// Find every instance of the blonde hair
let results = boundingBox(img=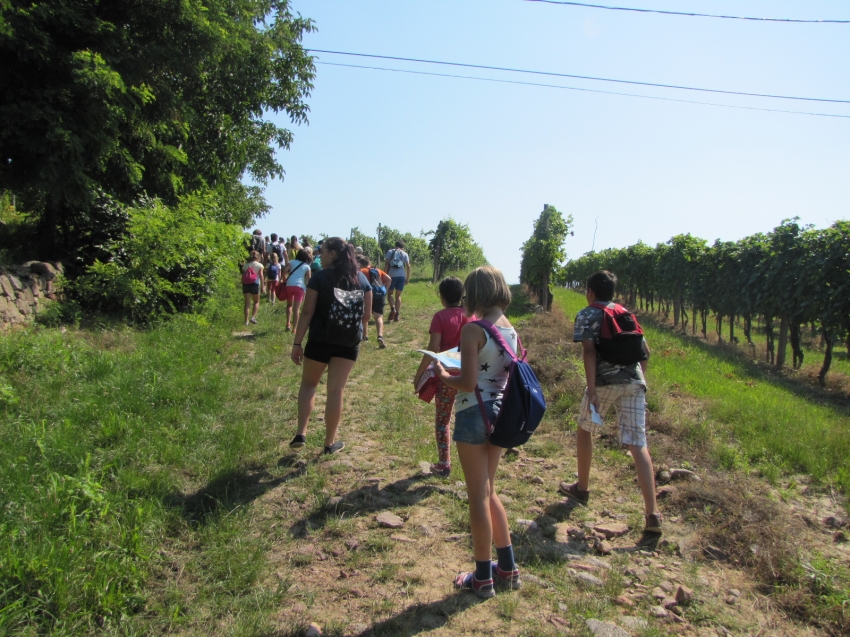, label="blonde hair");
[271,253,280,264]
[463,266,511,315]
